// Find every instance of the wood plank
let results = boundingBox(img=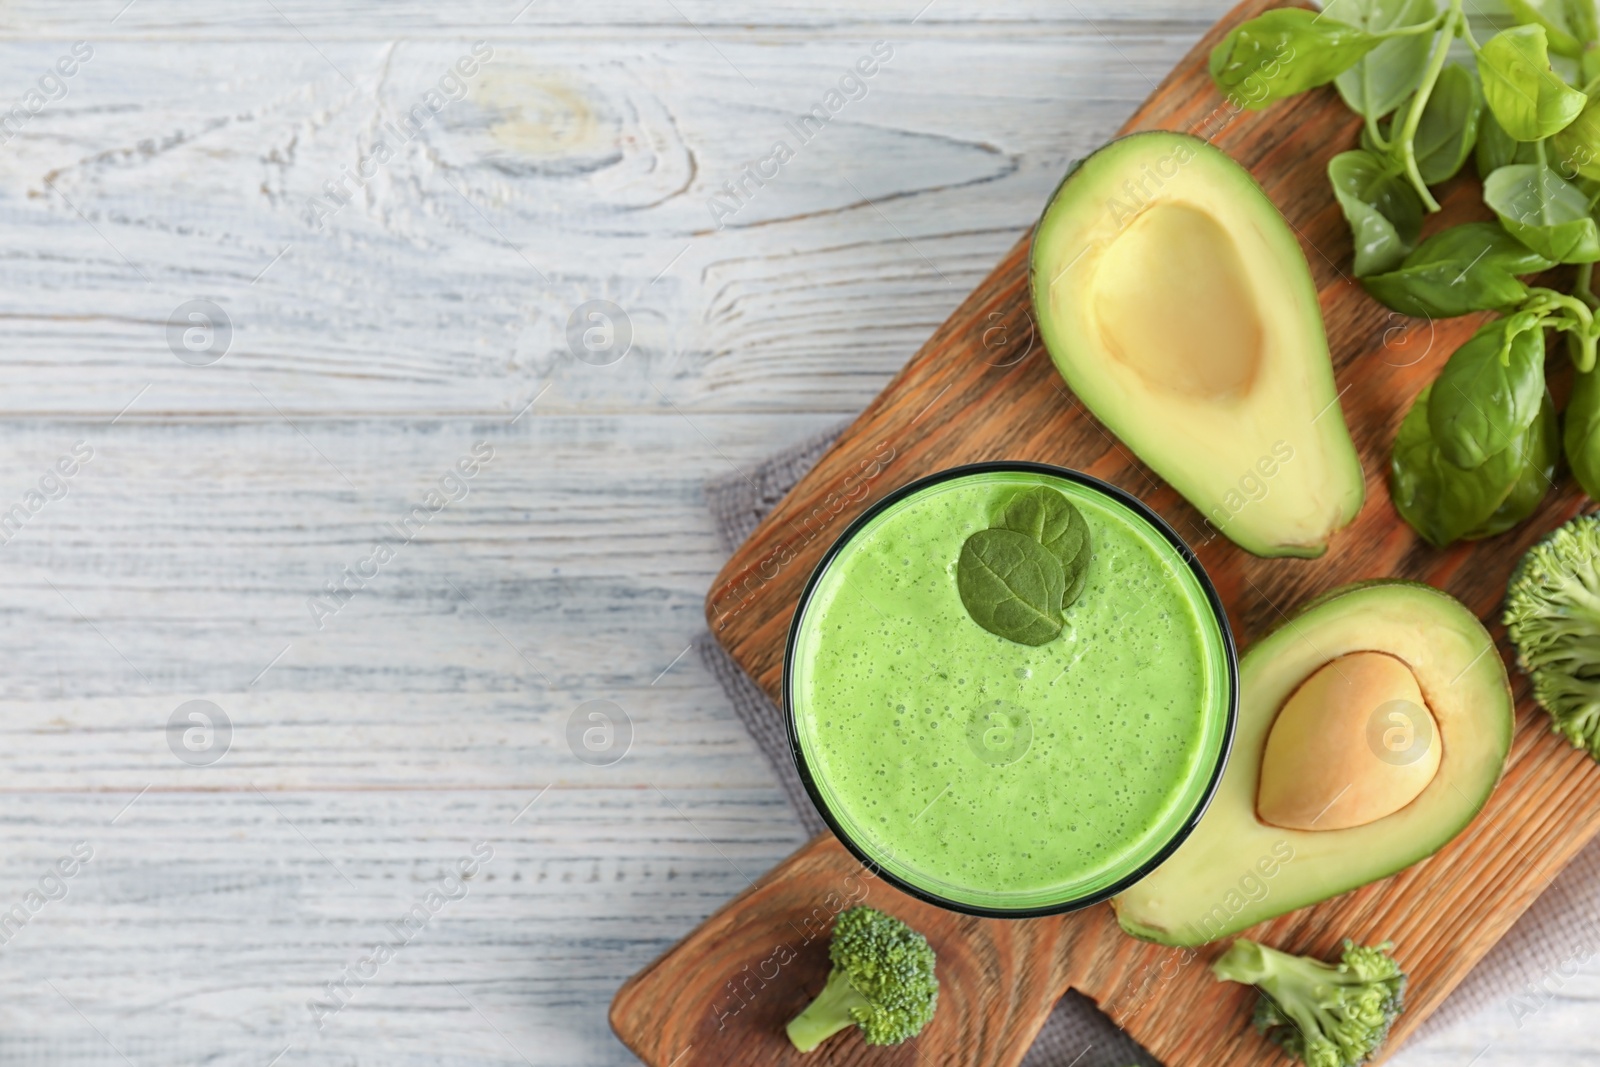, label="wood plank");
[0,31,1203,418]
[0,410,821,1064]
[0,413,836,785]
[0,786,802,1065]
[609,0,1600,1064]
[0,3,1231,37]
